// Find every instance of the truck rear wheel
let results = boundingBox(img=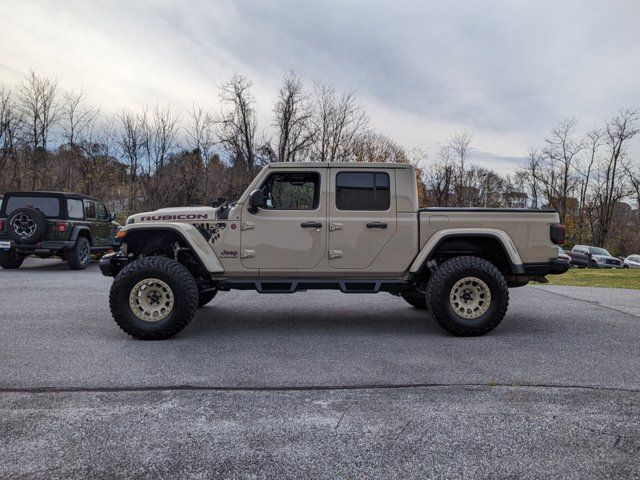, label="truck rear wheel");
[0,250,24,269]
[66,237,91,270]
[109,256,198,340]
[426,256,509,336]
